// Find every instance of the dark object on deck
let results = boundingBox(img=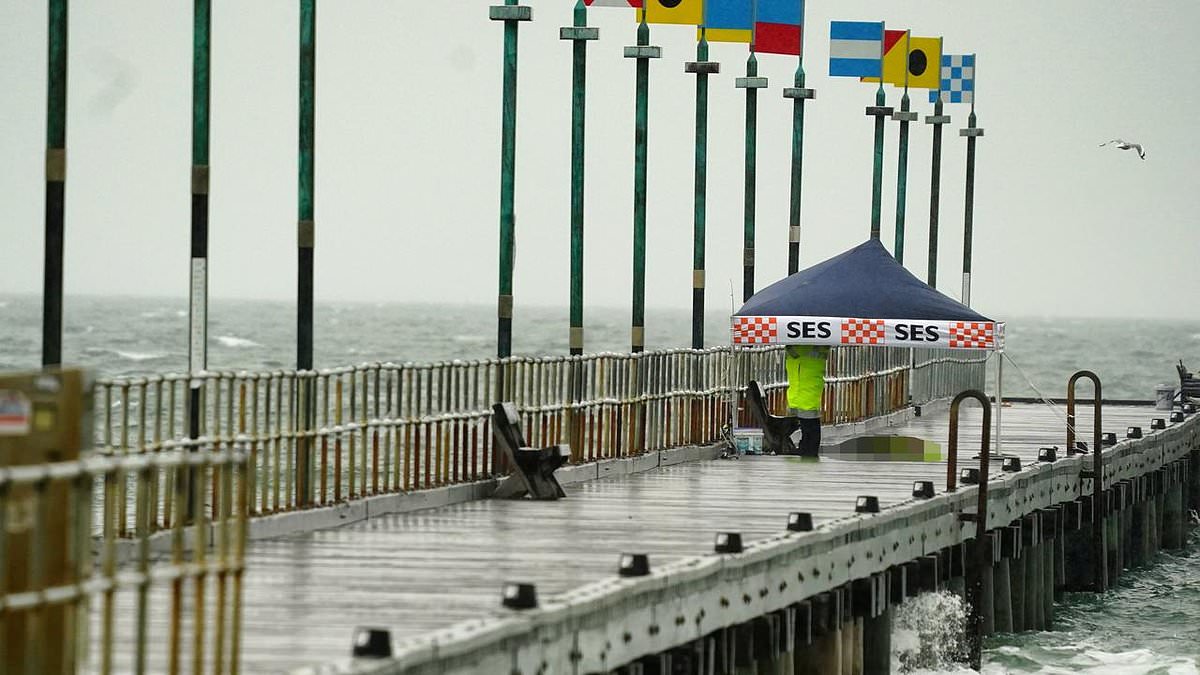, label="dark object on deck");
[1185,402,1197,414]
[618,553,651,577]
[502,582,538,610]
[912,480,935,499]
[1102,432,1117,447]
[855,495,880,513]
[1002,456,1022,472]
[1038,446,1058,463]
[351,627,392,658]
[959,467,980,485]
[491,402,568,500]
[1176,360,1200,406]
[1170,411,1185,423]
[1150,418,1165,430]
[745,380,804,455]
[787,512,814,531]
[1126,426,1142,439]
[714,532,744,553]
[1069,441,1088,455]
